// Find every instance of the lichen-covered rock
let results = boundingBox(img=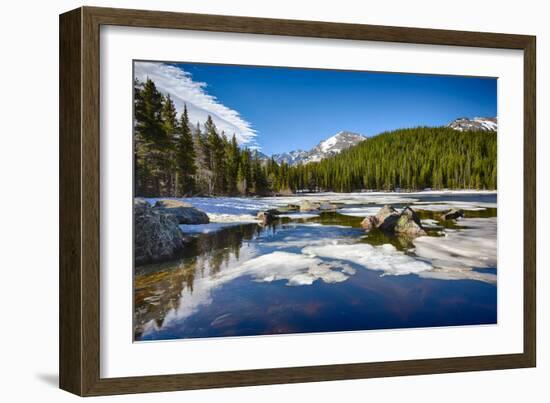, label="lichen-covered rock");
[153,199,209,224]
[361,205,426,236]
[361,205,399,230]
[257,209,280,225]
[134,200,185,265]
[394,206,427,236]
[440,208,464,220]
[300,200,321,212]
